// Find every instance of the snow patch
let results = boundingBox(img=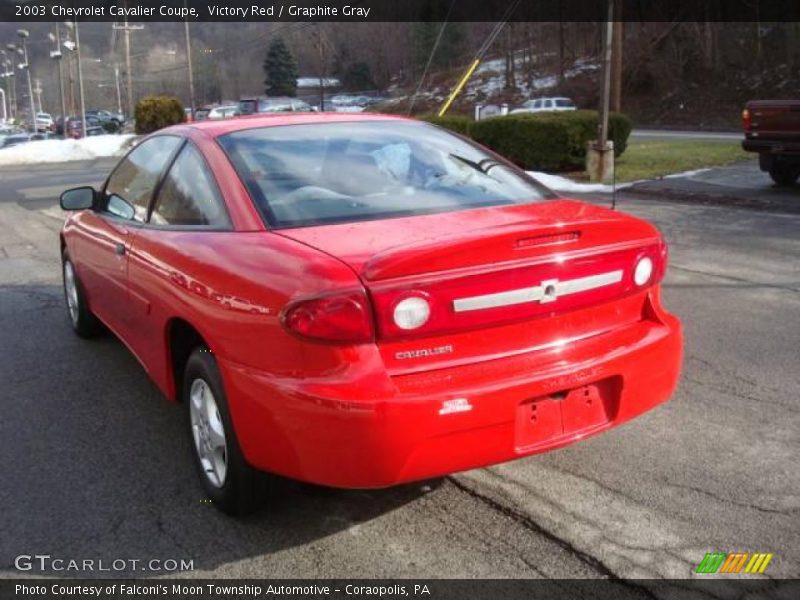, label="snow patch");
[528,166,716,194]
[0,135,136,166]
[527,171,631,194]
[663,167,711,179]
